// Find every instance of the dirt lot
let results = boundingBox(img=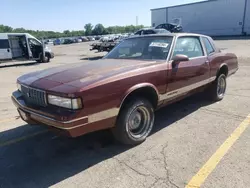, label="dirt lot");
[0,39,250,188]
